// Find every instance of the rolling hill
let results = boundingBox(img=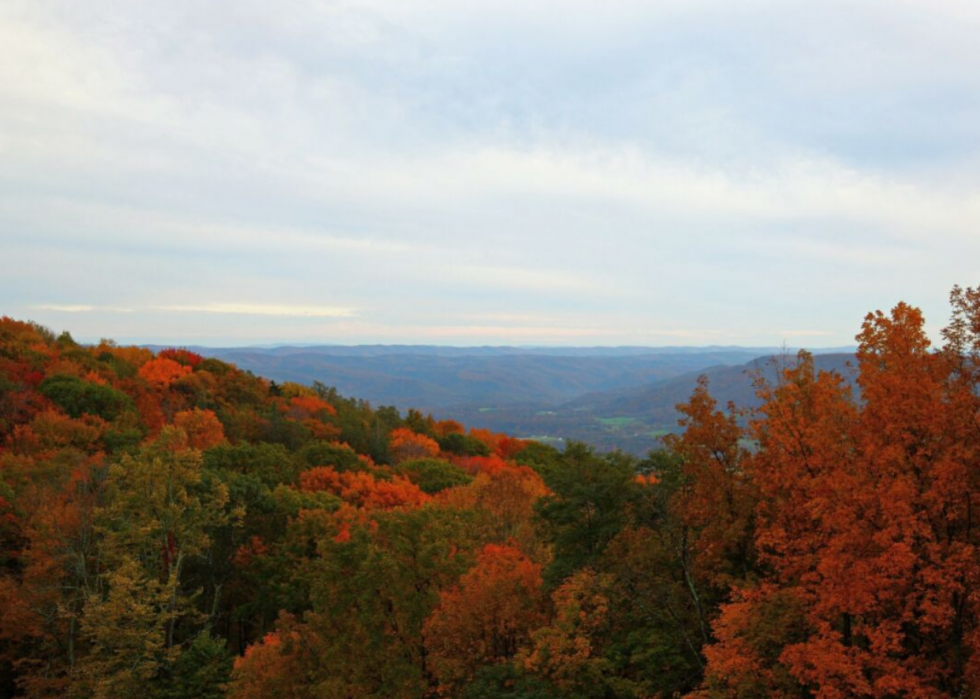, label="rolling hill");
[173,345,857,455]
